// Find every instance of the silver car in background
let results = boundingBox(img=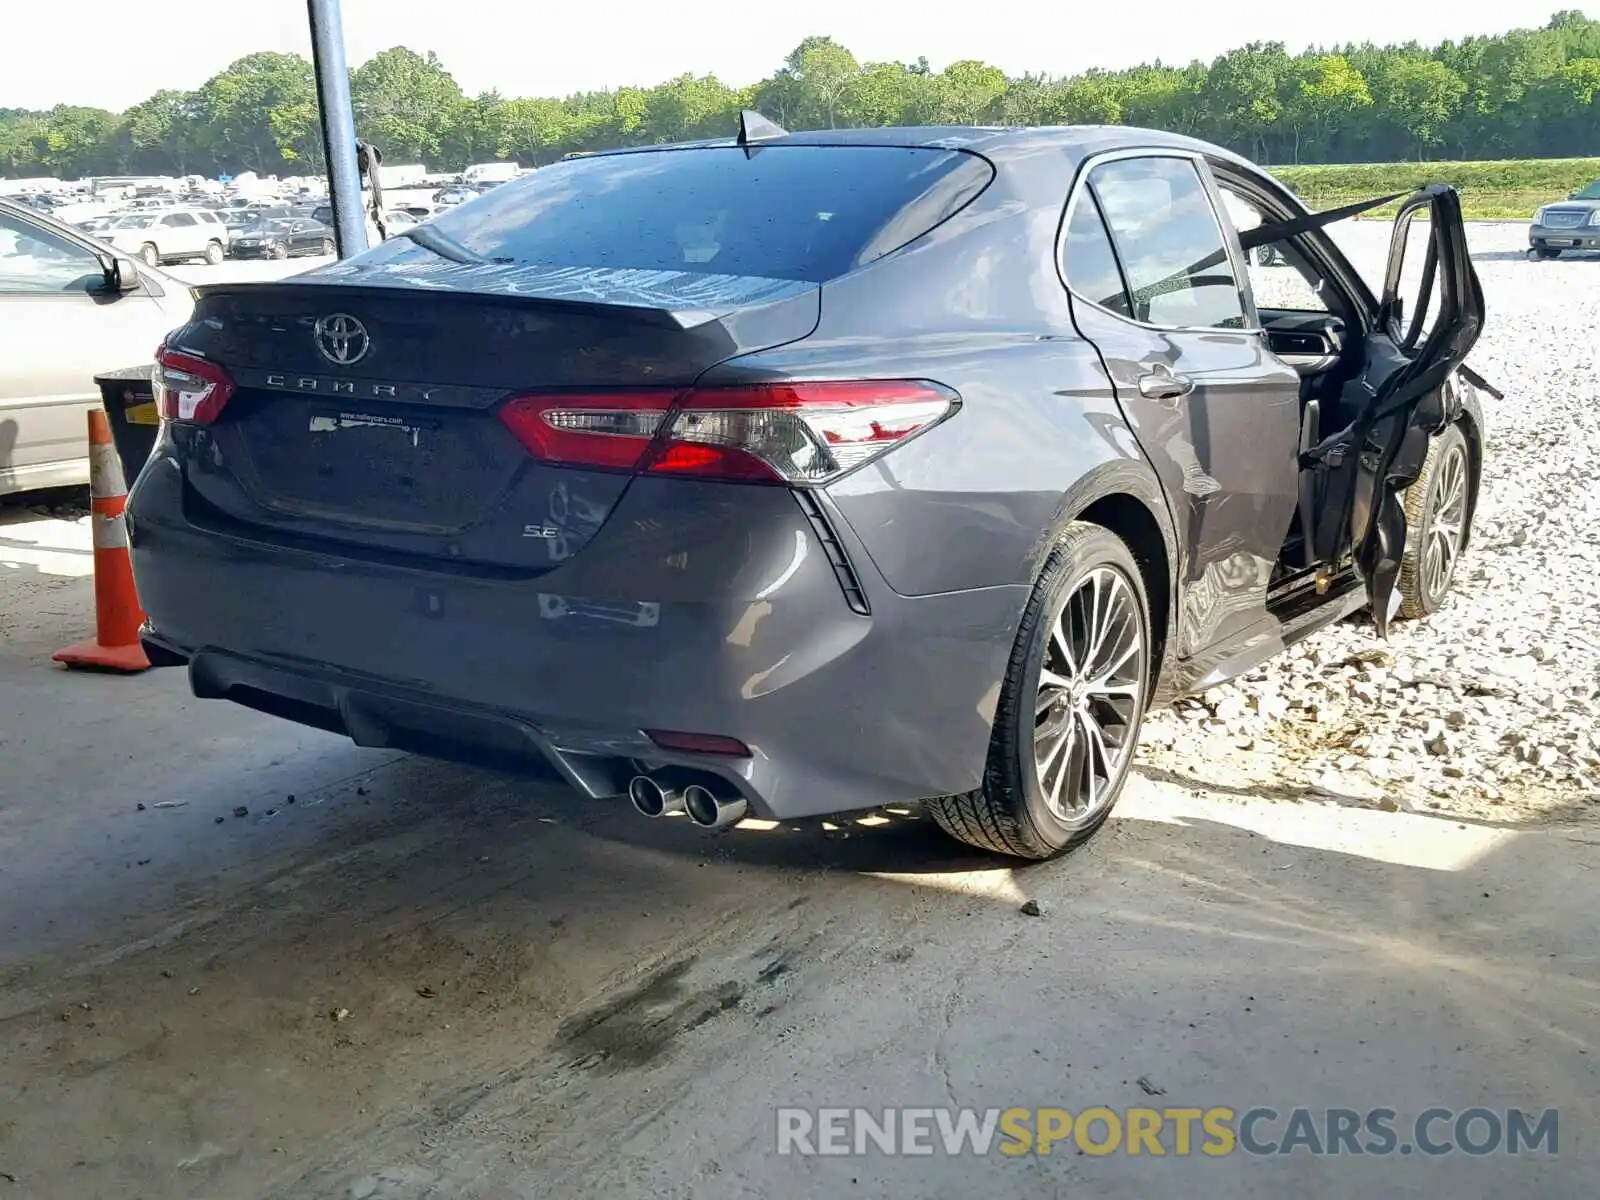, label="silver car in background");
[0,197,193,495]
[1528,177,1600,259]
